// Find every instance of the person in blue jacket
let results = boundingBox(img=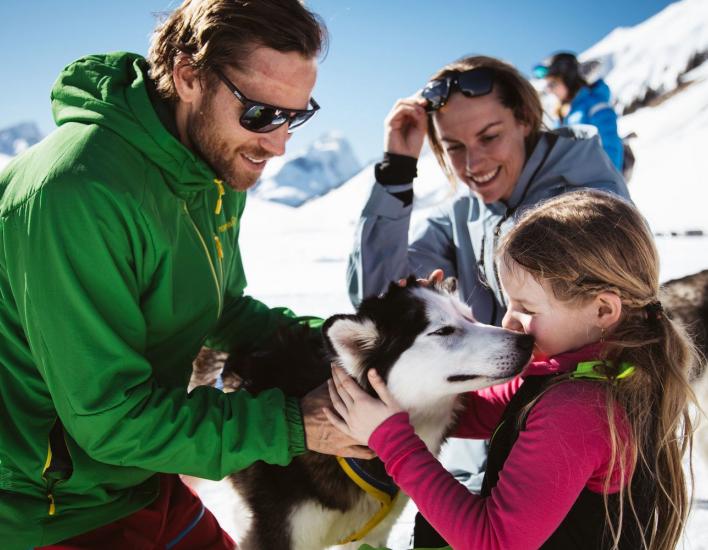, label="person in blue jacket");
[534,52,624,171]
